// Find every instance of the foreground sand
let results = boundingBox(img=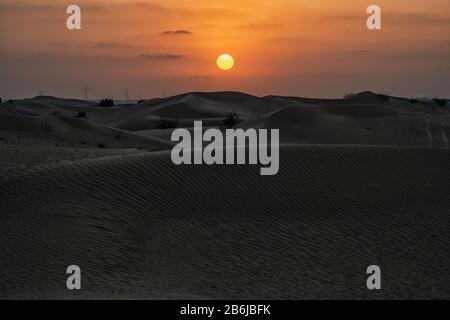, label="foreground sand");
[0,145,449,299]
[0,92,449,299]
